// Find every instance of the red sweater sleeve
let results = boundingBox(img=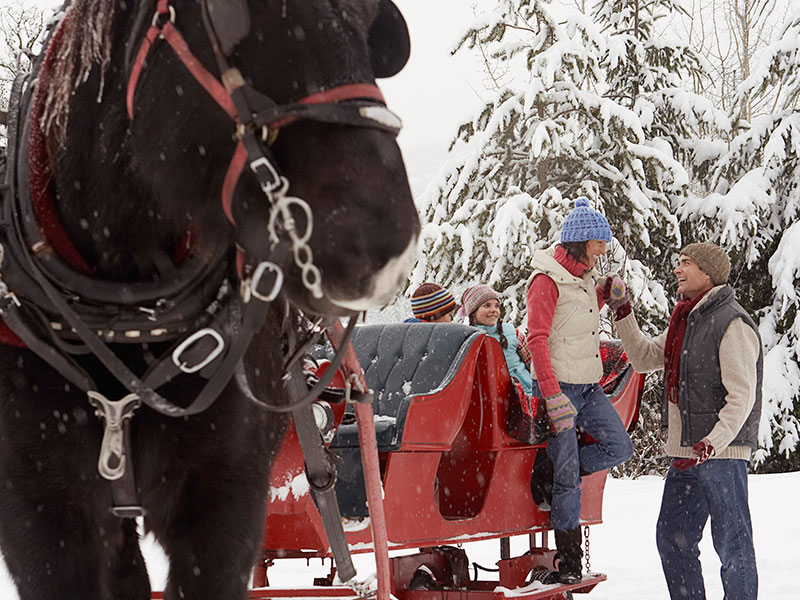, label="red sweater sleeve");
[595,284,605,310]
[526,274,561,398]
